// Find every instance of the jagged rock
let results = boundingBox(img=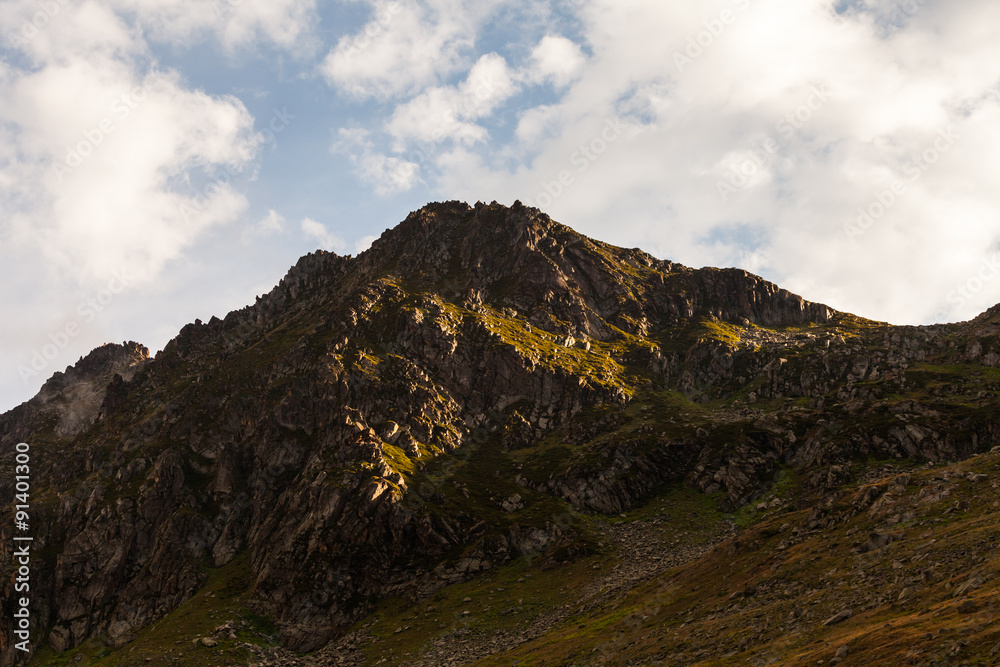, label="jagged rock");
[2,201,1000,663]
[501,494,524,513]
[864,532,895,552]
